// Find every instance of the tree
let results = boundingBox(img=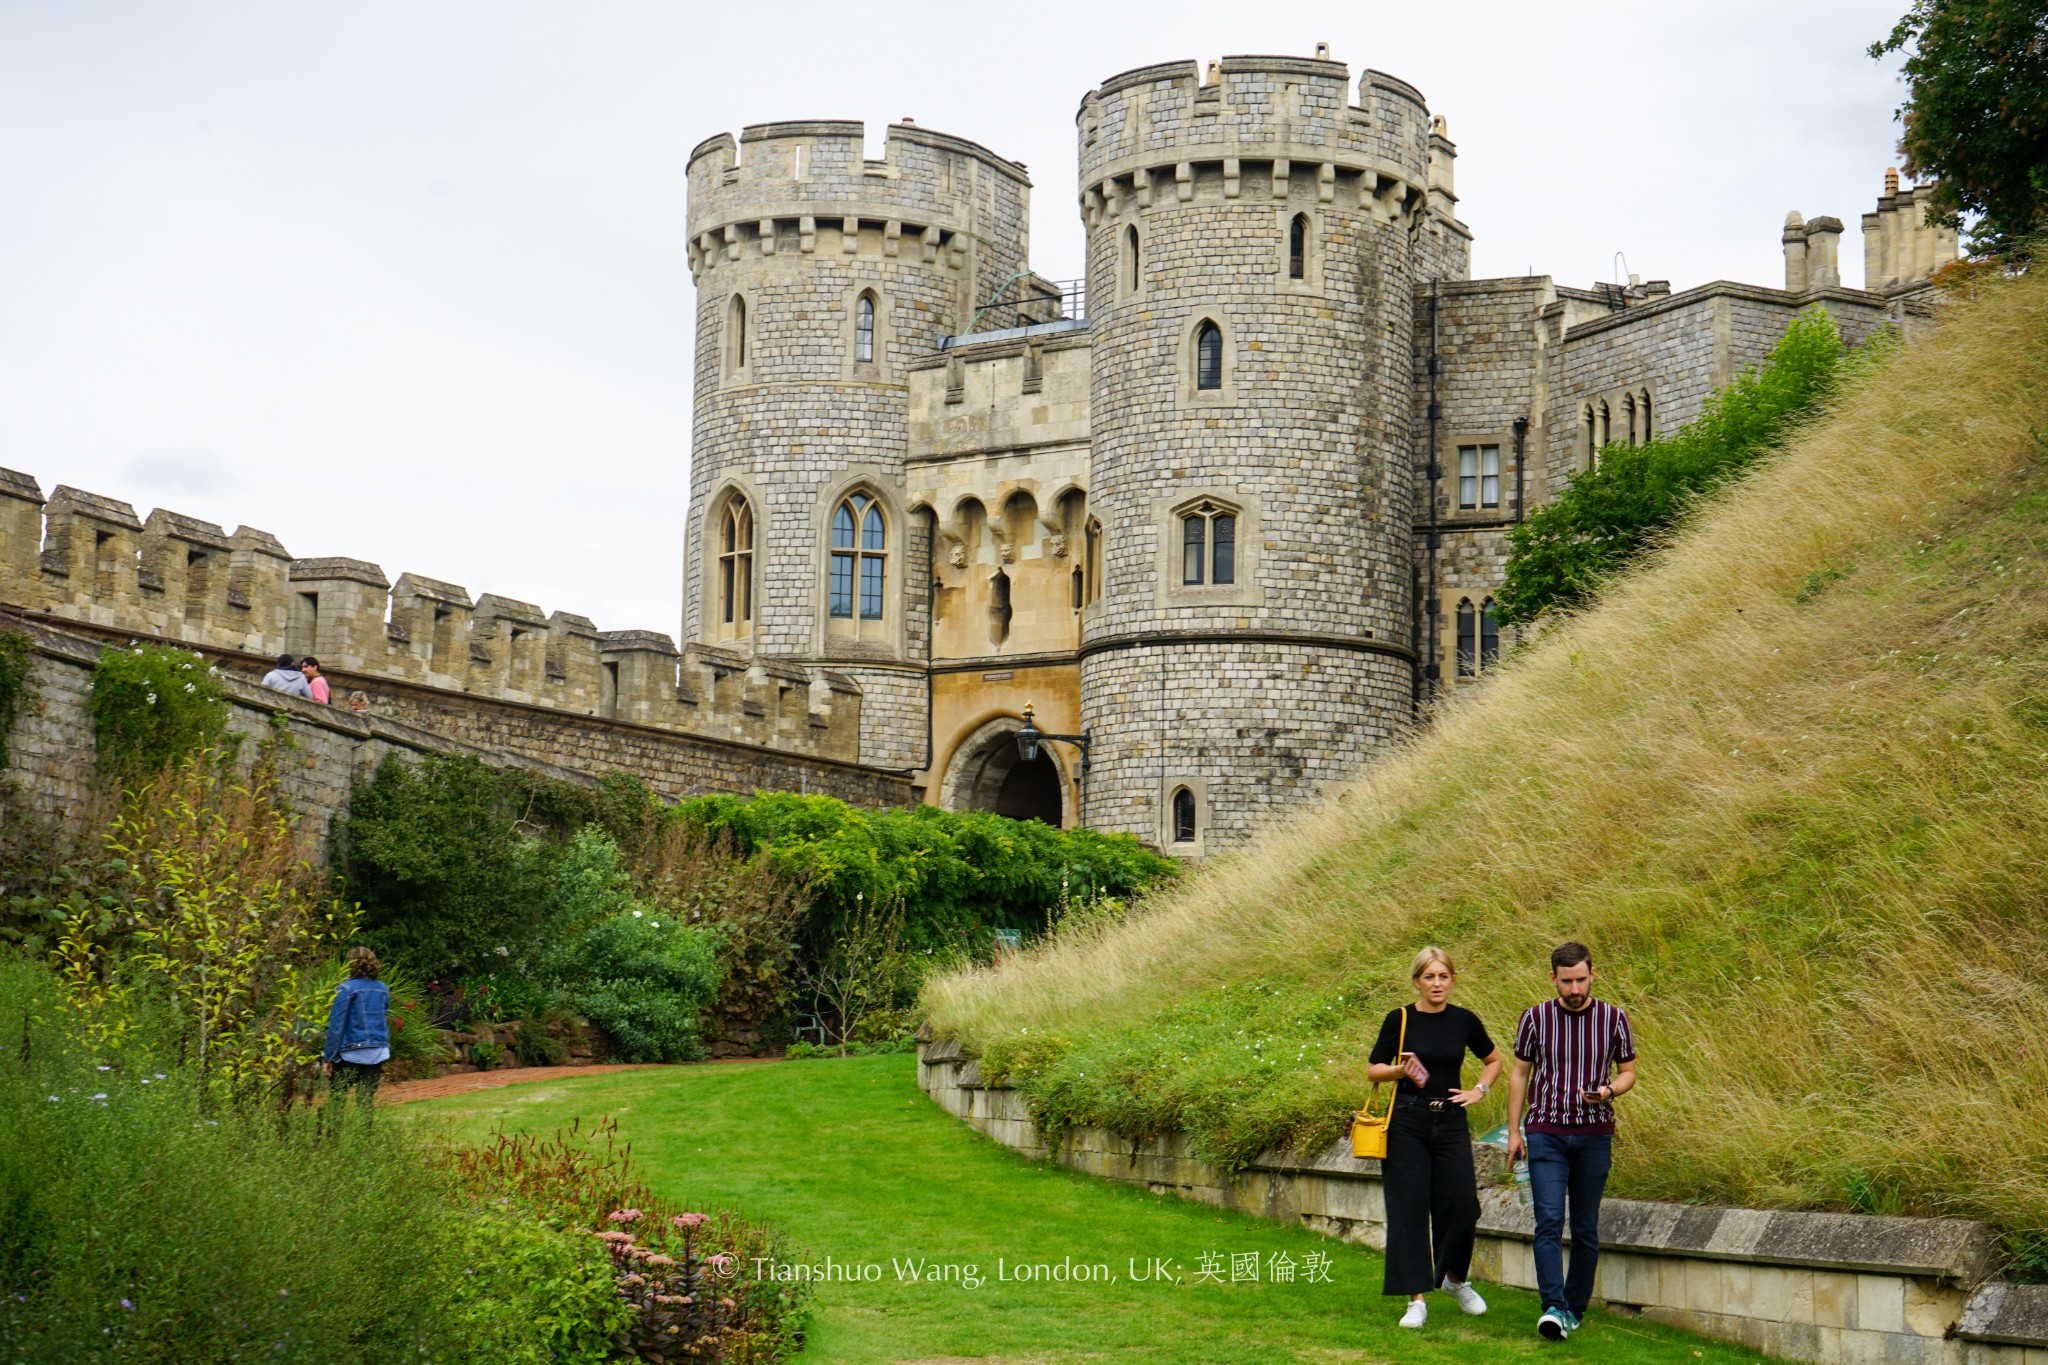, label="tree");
[1872,0,2048,261]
